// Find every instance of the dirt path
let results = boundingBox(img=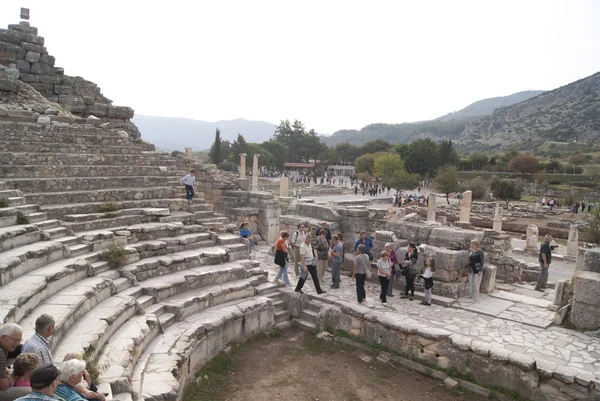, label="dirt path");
[183,329,488,401]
